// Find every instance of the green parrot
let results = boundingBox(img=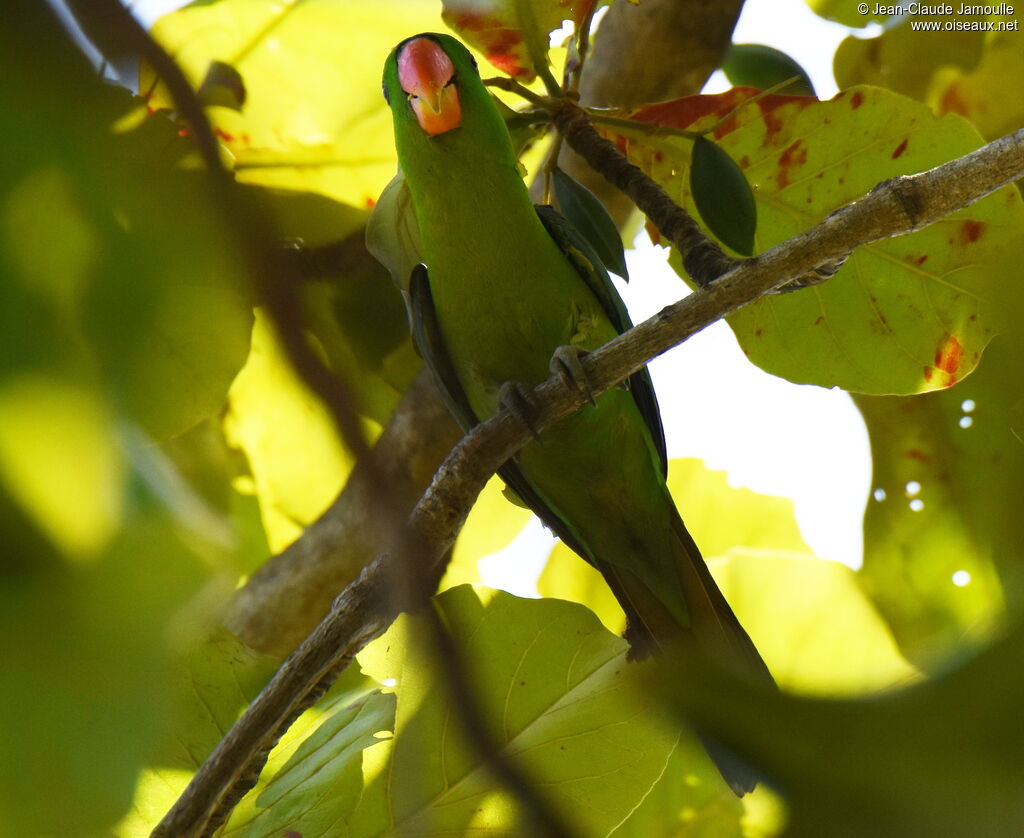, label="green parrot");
[380,33,774,793]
